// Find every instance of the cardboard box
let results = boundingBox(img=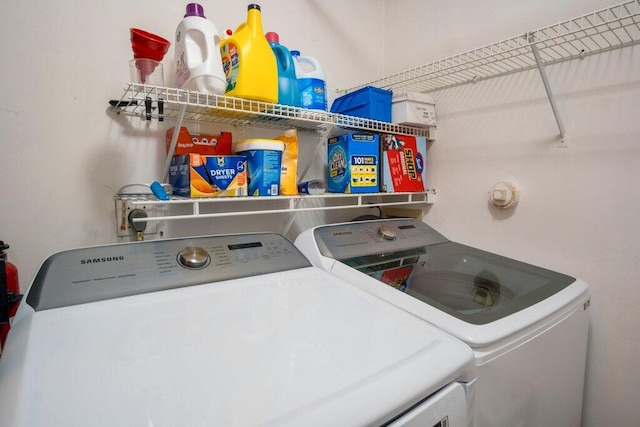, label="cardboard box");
[169,154,247,197]
[166,127,232,156]
[373,265,415,292]
[391,91,436,128]
[380,134,427,193]
[327,133,379,193]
